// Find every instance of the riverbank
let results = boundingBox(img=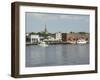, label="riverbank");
[26,41,88,45]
